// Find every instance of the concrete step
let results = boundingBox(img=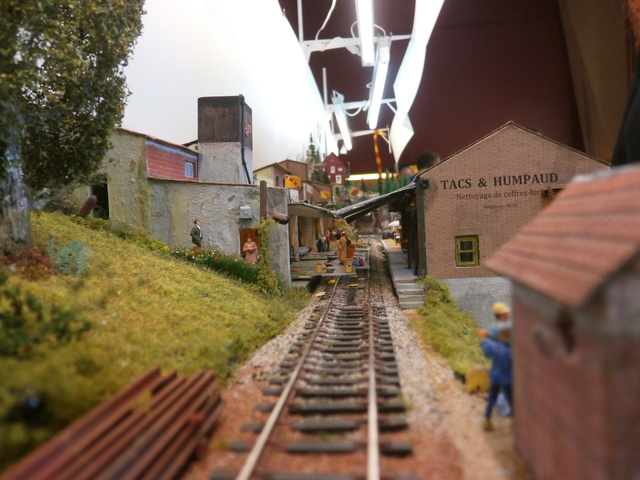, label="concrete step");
[399,292,424,299]
[399,300,424,309]
[396,285,424,294]
[392,270,418,280]
[398,294,424,302]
